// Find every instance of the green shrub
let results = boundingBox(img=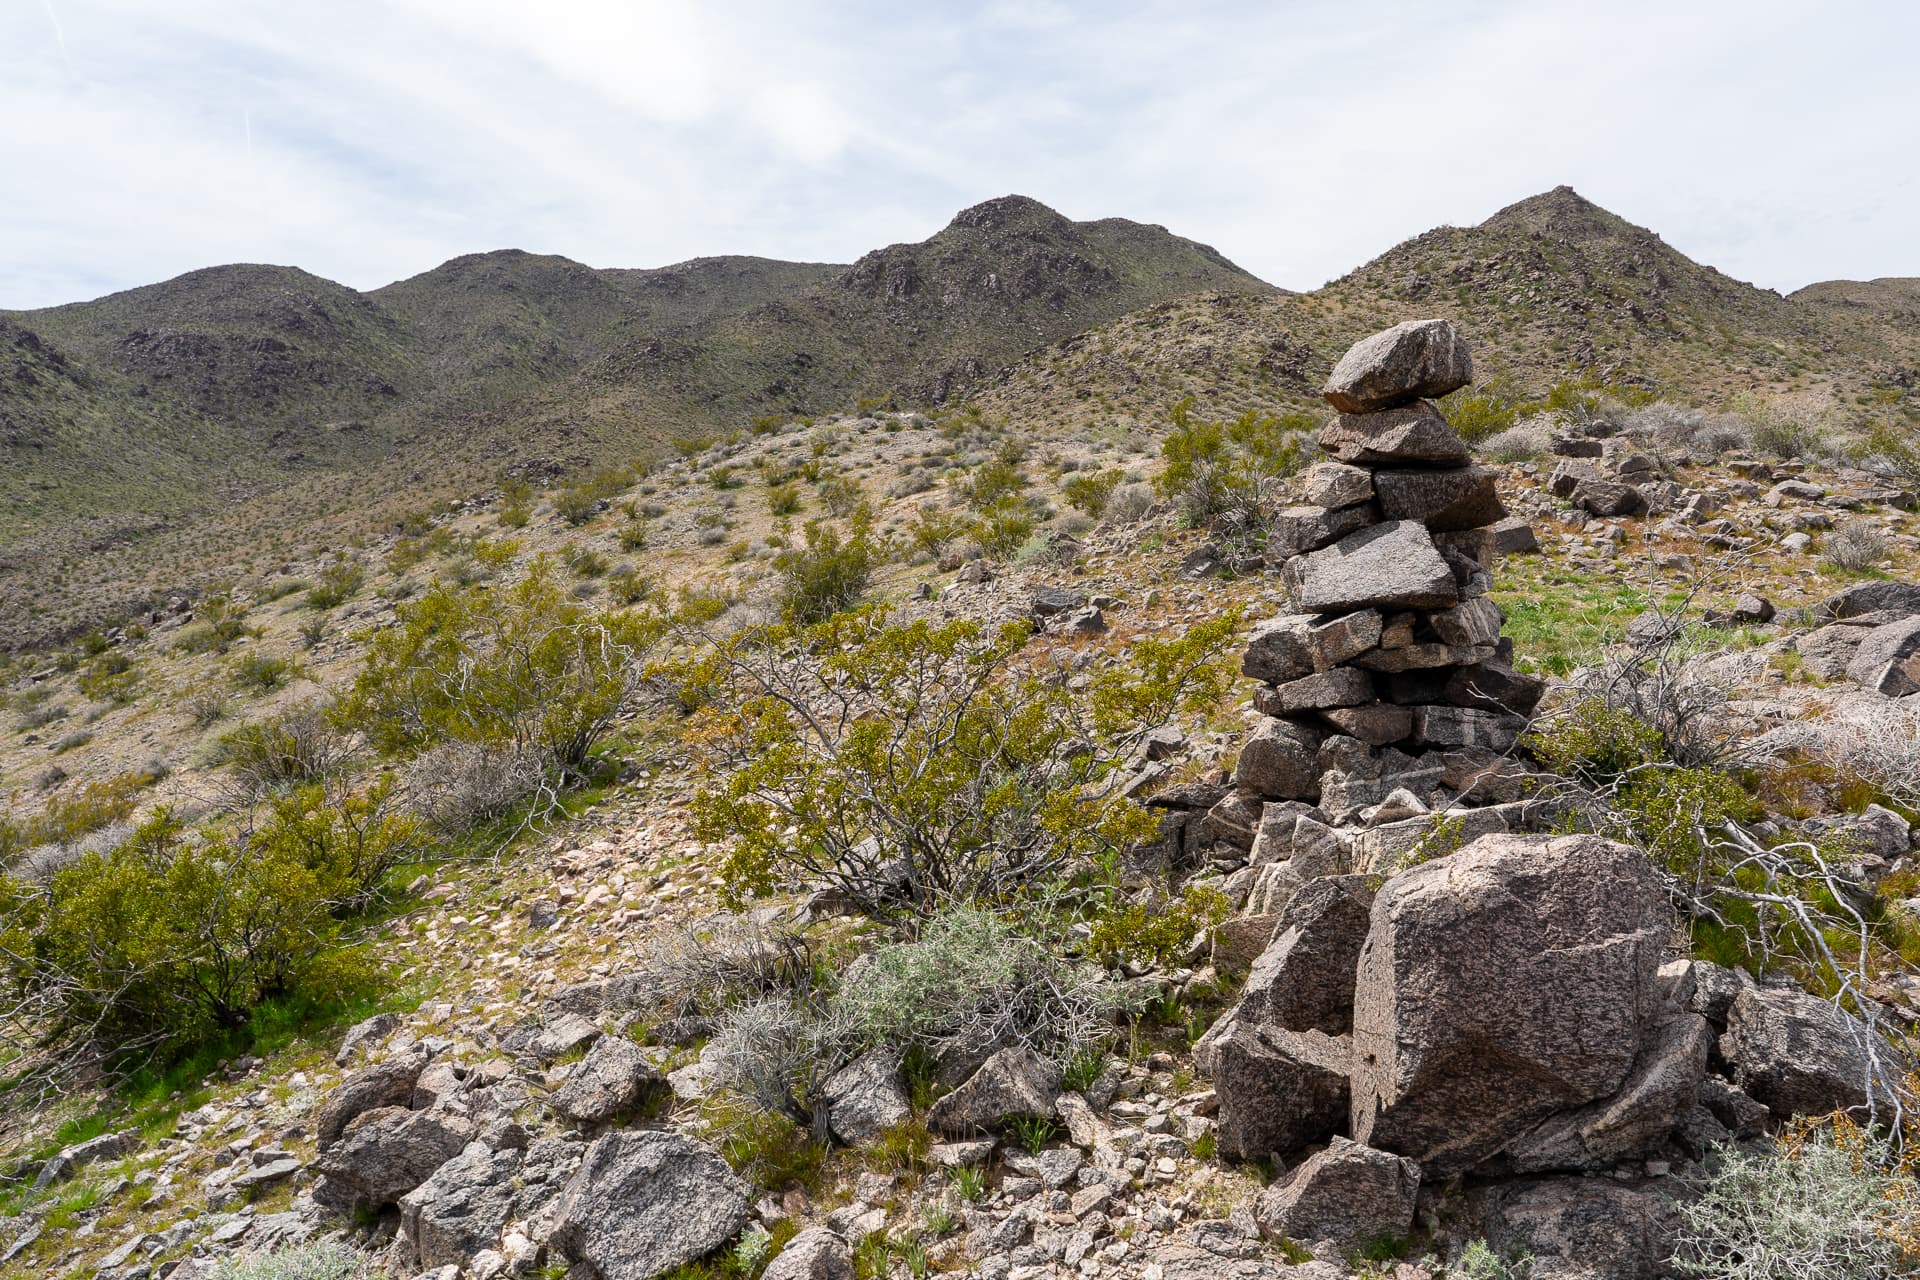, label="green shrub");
[216,702,350,793]
[766,482,803,516]
[1061,468,1123,517]
[76,652,139,705]
[816,475,862,518]
[305,562,366,610]
[1088,884,1229,970]
[564,546,610,578]
[1671,1121,1918,1279]
[773,516,878,625]
[685,606,1236,922]
[906,504,971,560]
[0,783,416,1057]
[335,559,660,774]
[969,495,1038,559]
[1154,398,1309,529]
[231,651,298,694]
